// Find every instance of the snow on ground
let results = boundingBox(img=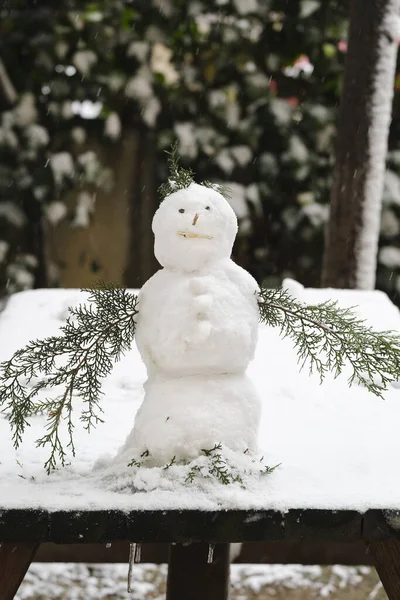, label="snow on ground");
[15,563,382,600]
[1,282,400,512]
